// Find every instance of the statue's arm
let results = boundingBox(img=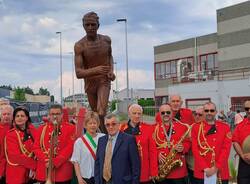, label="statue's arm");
[106,37,116,81]
[74,43,110,79]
